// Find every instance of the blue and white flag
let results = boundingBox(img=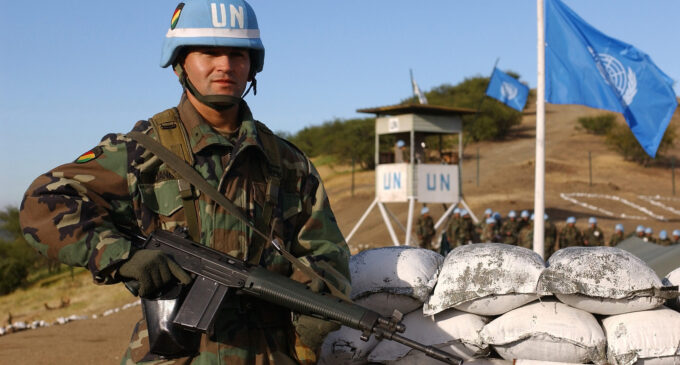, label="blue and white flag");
[486,68,530,112]
[546,0,677,157]
[410,69,428,104]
